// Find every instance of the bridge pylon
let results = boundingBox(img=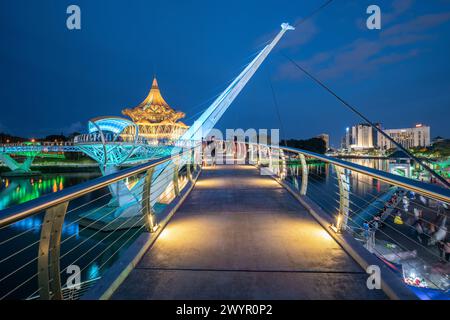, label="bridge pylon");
[0,149,40,176]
